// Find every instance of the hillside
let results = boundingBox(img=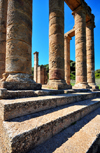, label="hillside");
[32,60,75,80]
[32,61,100,80]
